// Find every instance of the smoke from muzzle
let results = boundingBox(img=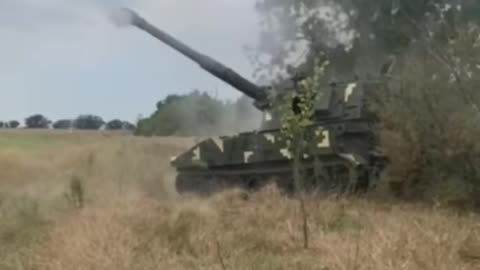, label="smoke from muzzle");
[109,7,134,27]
